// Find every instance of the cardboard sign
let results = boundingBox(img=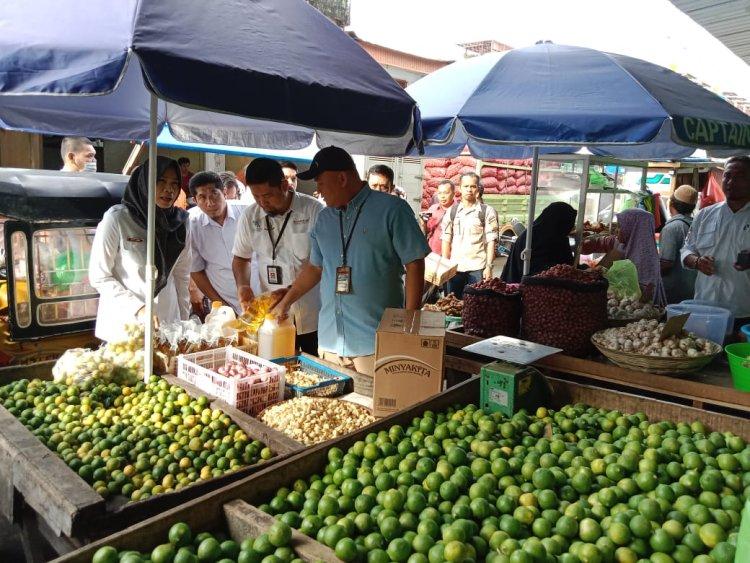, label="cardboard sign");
[659,313,690,341]
[463,335,562,365]
[424,253,458,287]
